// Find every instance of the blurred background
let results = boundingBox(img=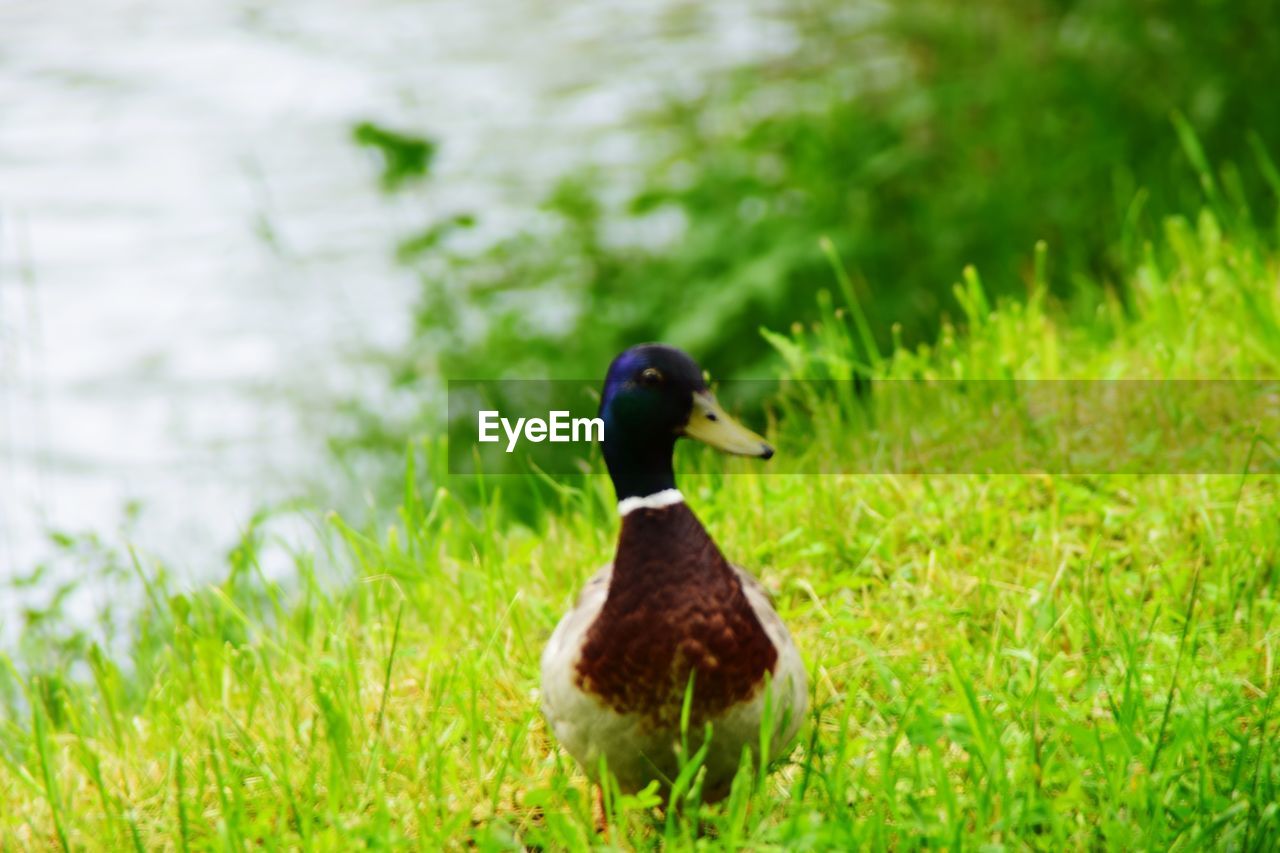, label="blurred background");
[2,0,1278,640]
[0,0,794,639]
